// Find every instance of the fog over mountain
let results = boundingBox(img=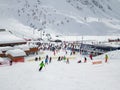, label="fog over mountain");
[0,0,120,37]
